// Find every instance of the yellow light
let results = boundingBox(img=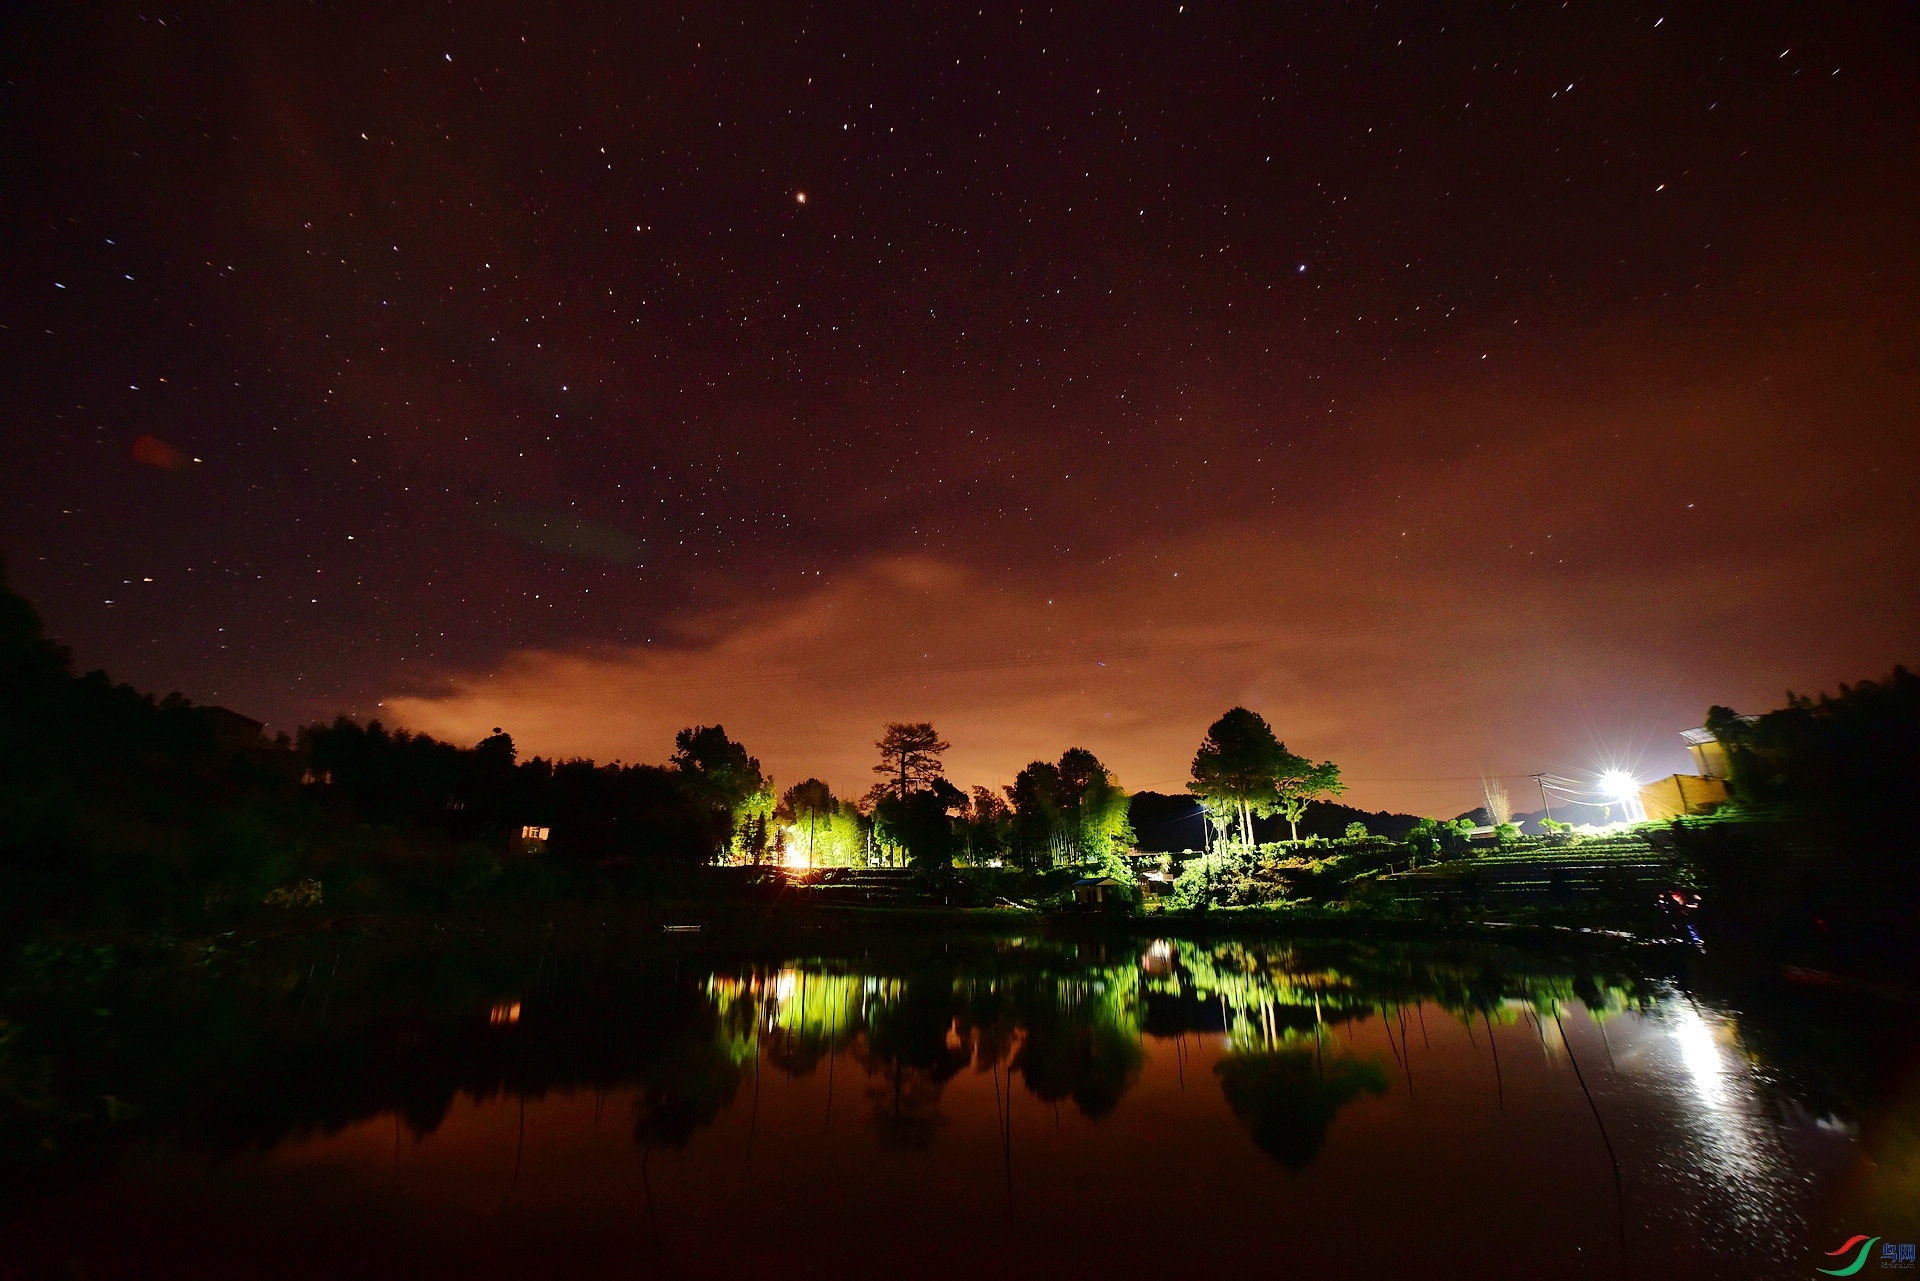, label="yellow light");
[795,191,807,204]
[782,826,812,869]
